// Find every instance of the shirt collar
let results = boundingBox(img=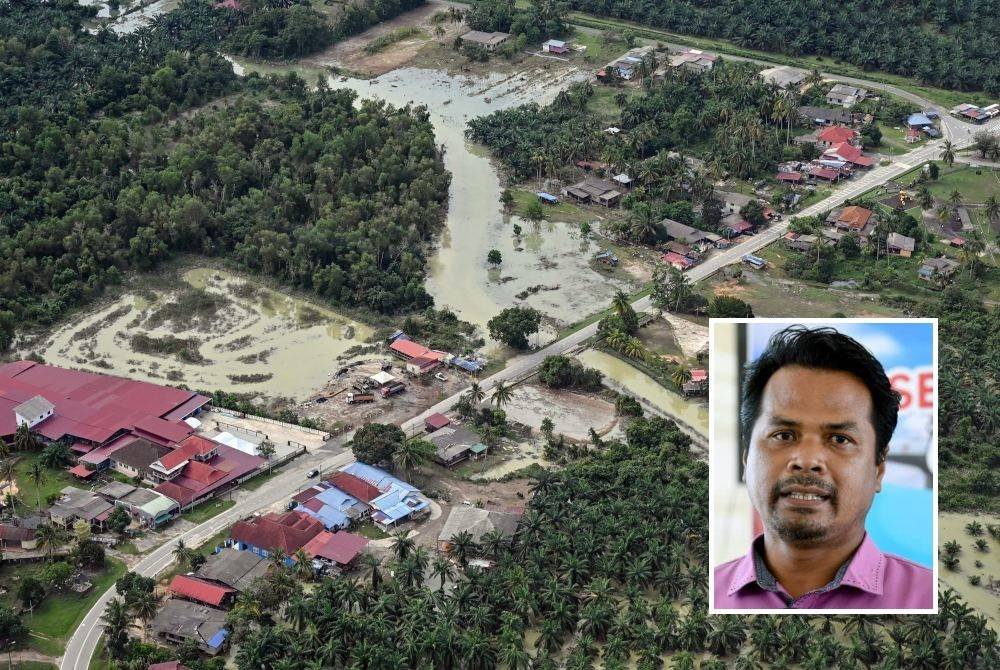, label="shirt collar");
[728,532,885,597]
